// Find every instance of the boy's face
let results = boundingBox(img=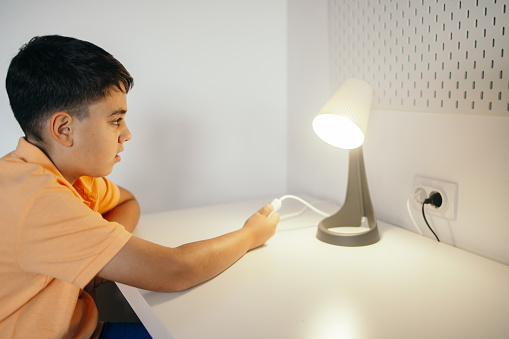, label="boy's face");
[69,87,131,181]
